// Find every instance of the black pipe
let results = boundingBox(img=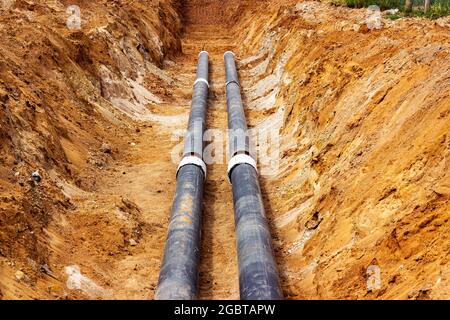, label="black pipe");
[155,51,209,300]
[224,51,283,300]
